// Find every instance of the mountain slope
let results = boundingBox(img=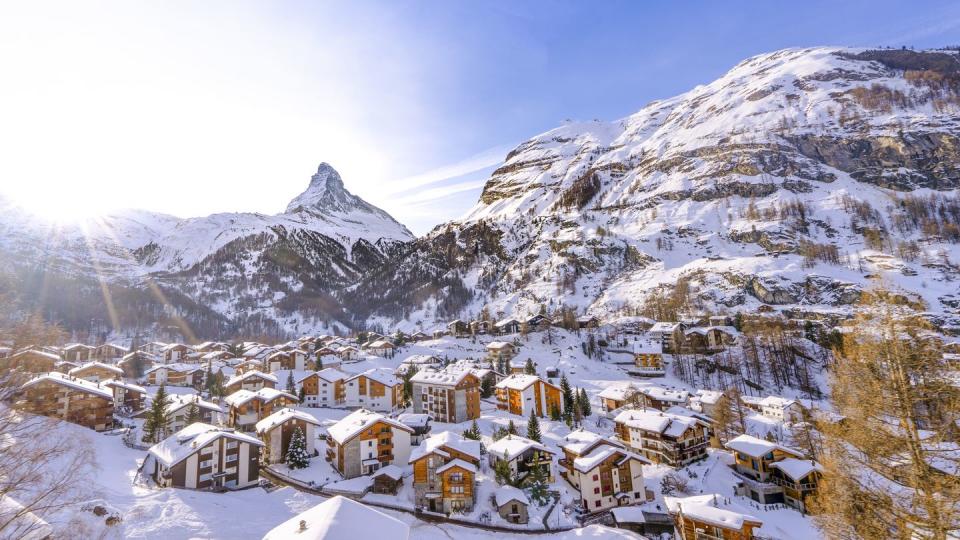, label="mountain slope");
[0,164,412,338]
[353,47,960,332]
